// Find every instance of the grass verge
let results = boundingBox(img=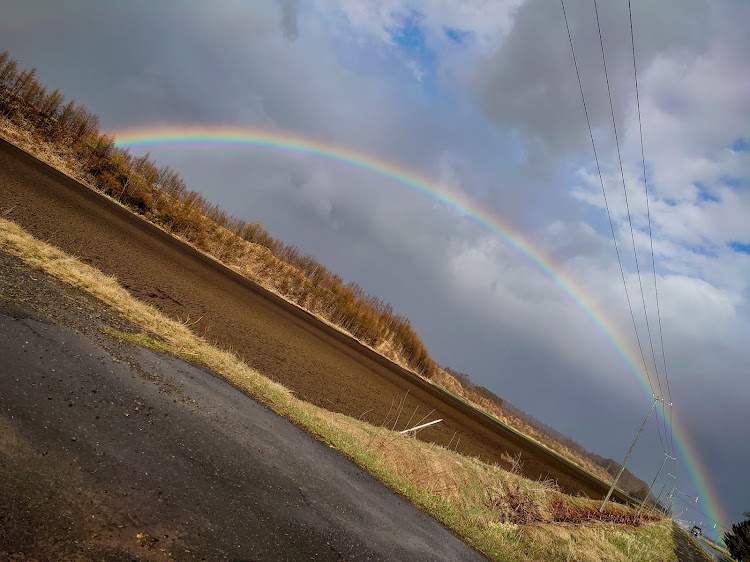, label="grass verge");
[0,216,673,561]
